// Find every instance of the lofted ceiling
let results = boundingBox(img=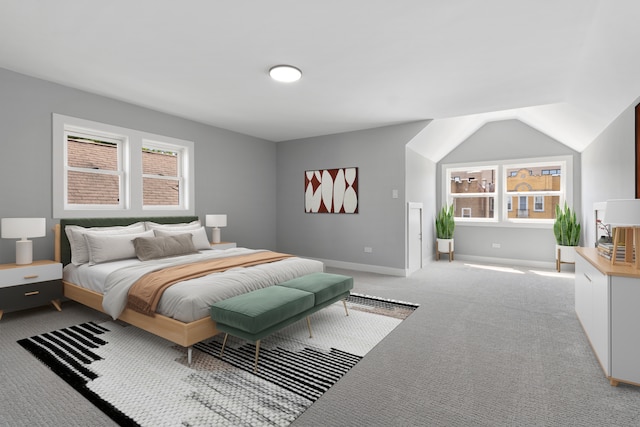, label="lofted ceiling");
[2,0,640,161]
